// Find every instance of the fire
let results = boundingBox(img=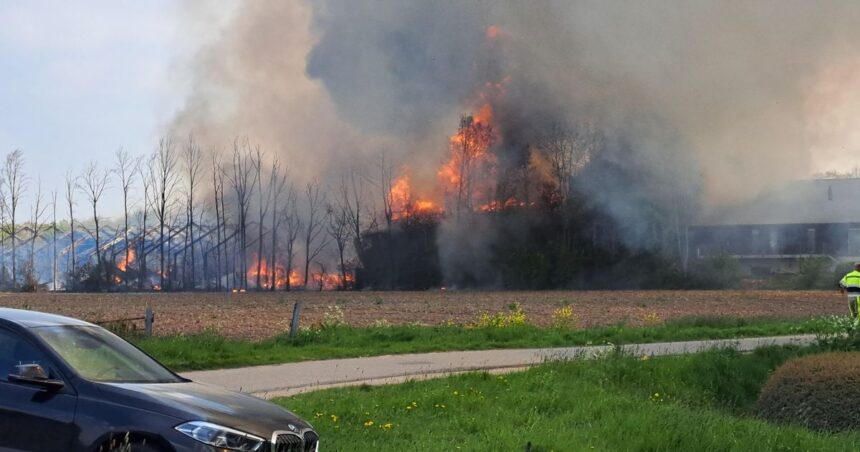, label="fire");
[311,271,355,290]
[381,27,529,222]
[438,104,497,212]
[387,102,511,219]
[247,254,301,289]
[118,247,135,272]
[389,171,443,221]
